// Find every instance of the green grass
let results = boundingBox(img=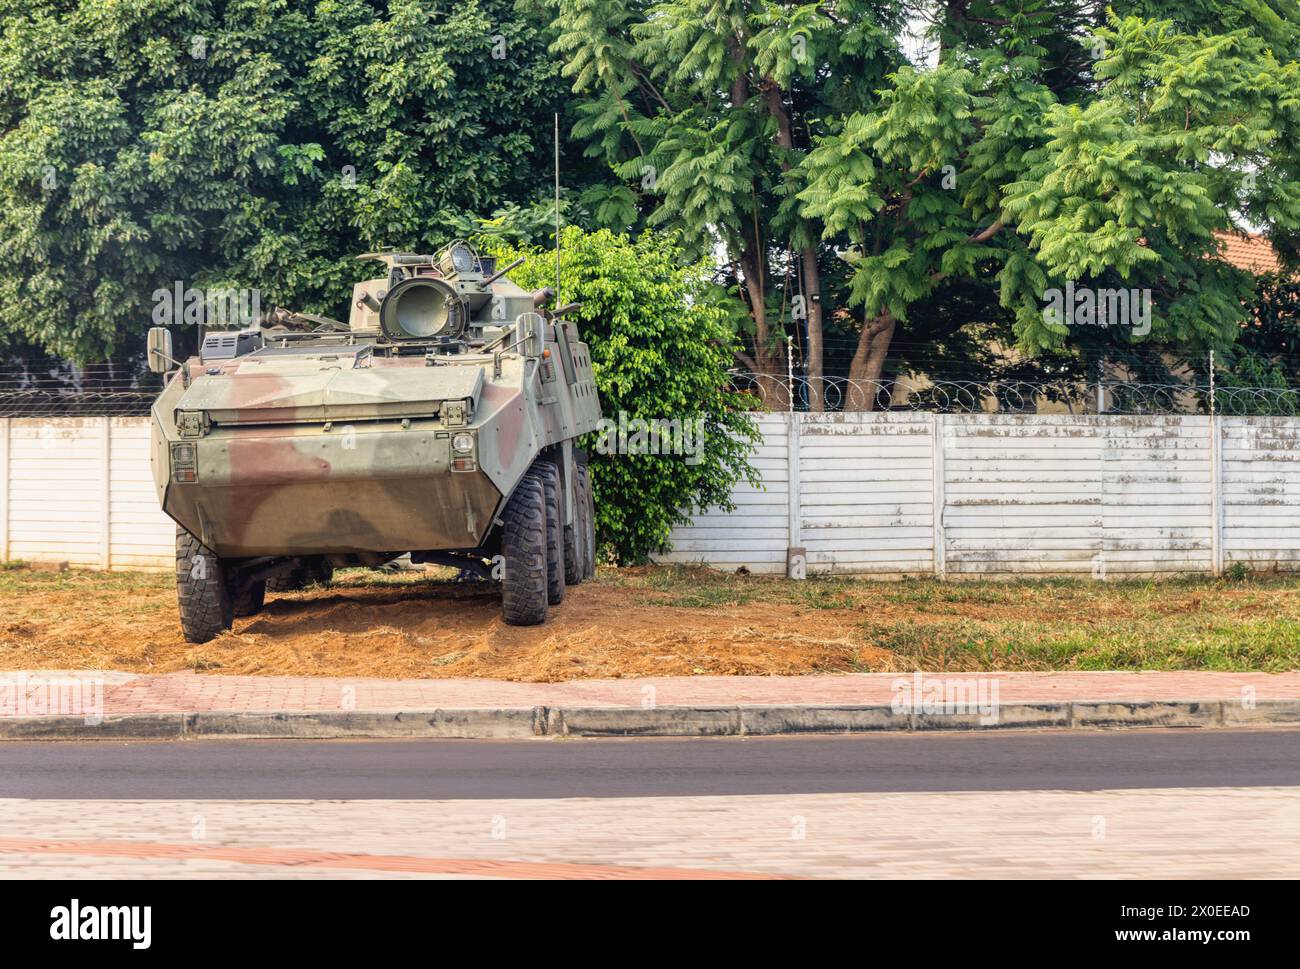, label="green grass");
[858,616,1300,672]
[0,565,171,594]
[598,564,1300,672]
